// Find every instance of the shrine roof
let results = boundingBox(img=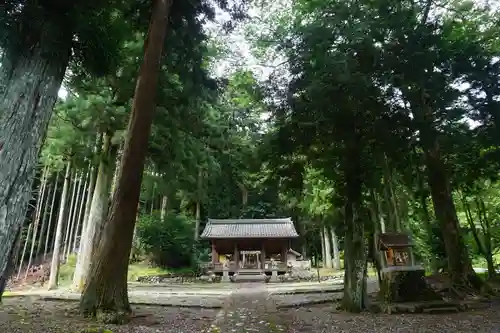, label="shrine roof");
[377,233,413,250]
[200,218,299,239]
